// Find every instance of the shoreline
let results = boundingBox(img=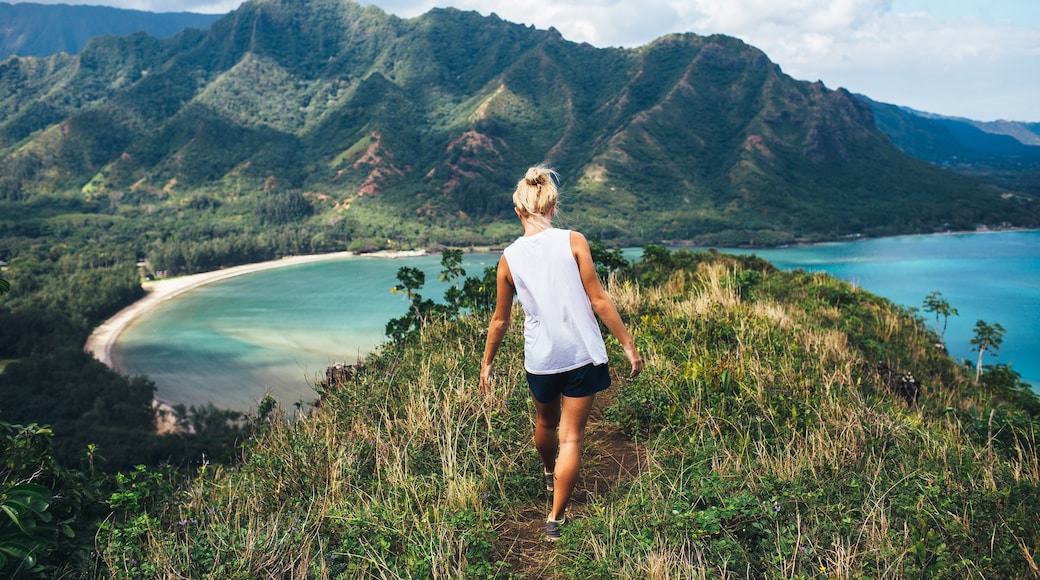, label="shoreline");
[84,249,429,373]
[84,249,429,432]
[87,227,1037,372]
[83,228,1038,421]
[665,225,1040,251]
